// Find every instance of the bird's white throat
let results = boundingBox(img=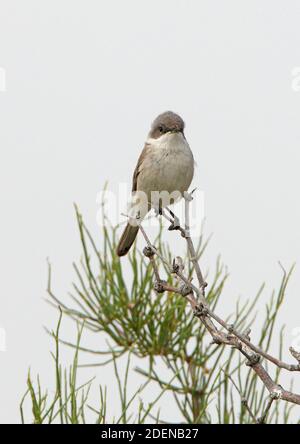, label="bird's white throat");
[146,131,188,152]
